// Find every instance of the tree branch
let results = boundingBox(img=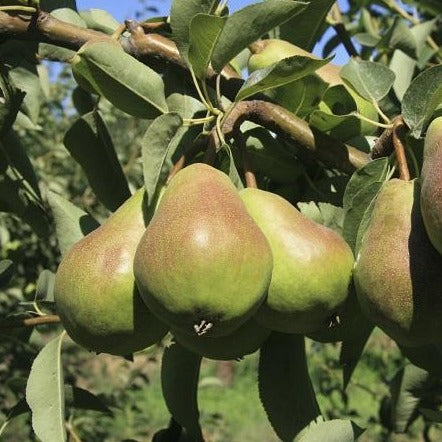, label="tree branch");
[0,314,61,328]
